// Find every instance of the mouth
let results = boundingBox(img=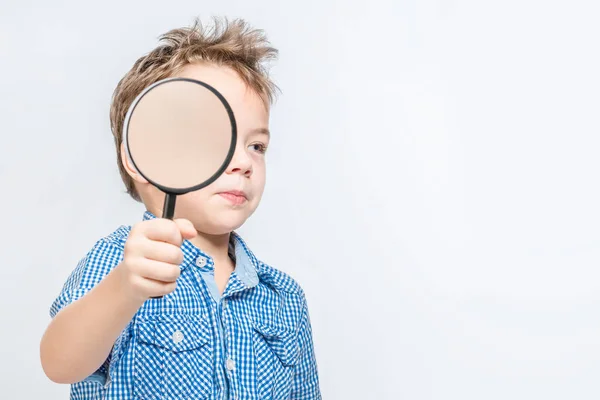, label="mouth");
[218,190,248,205]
